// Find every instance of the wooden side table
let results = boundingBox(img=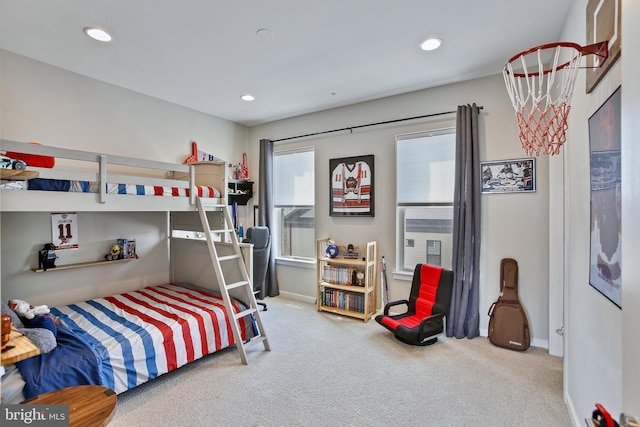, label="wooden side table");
[1,328,40,366]
[23,385,117,427]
